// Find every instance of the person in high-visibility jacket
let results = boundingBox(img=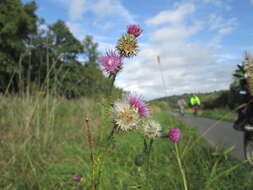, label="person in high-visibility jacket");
[190,95,201,106]
[190,95,201,115]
